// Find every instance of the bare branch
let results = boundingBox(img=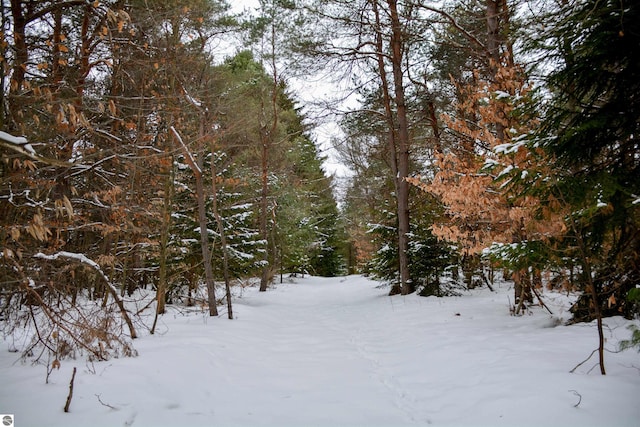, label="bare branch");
[416,4,487,53]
